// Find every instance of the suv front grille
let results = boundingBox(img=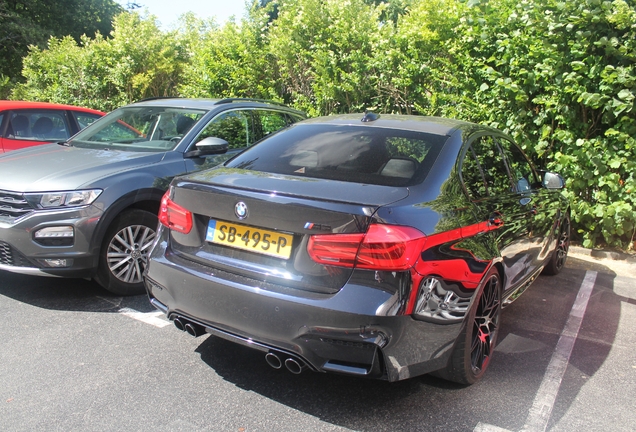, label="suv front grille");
[0,241,31,267]
[0,190,34,220]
